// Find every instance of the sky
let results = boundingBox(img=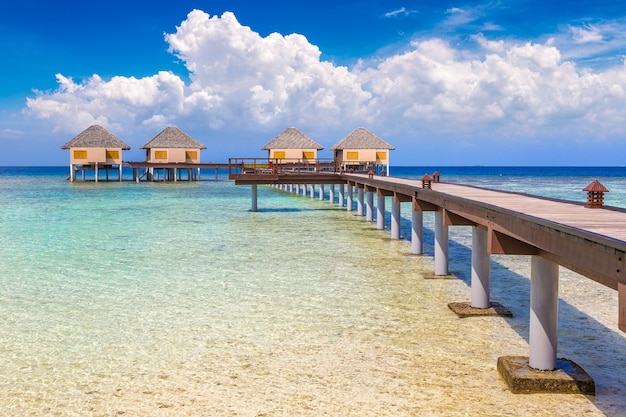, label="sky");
[2,0,626,166]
